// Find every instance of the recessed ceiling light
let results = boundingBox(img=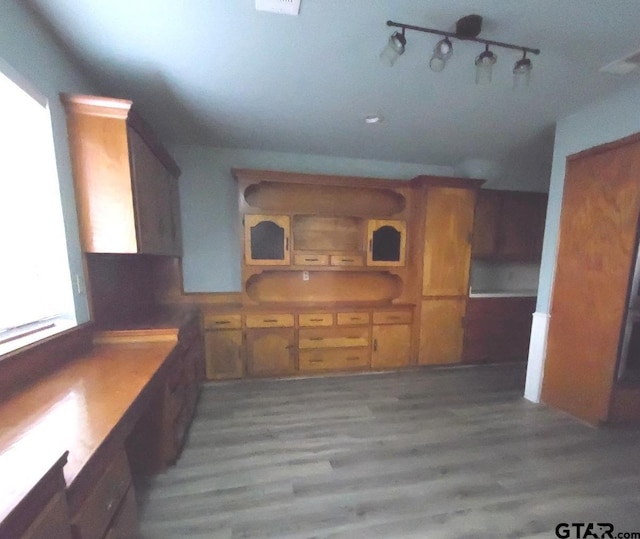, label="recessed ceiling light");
[365,115,383,124]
